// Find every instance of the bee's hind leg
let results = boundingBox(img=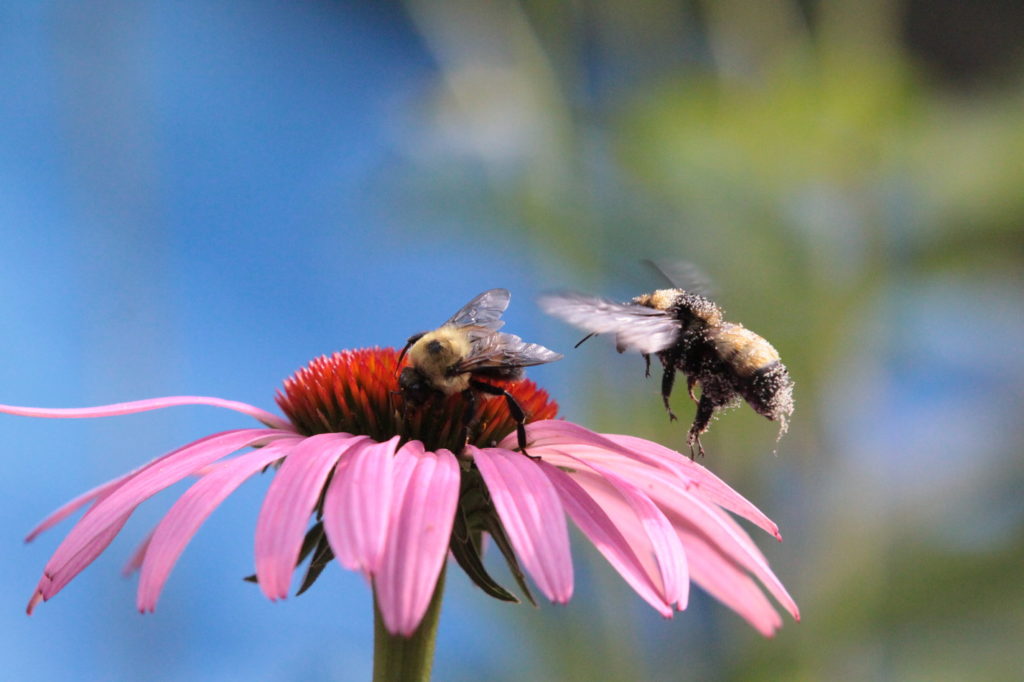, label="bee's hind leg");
[660,365,678,422]
[469,380,532,456]
[686,394,714,458]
